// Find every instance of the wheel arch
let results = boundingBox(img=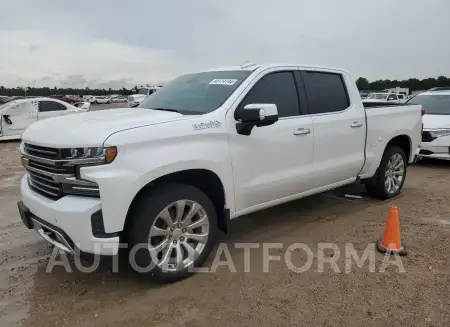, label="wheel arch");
[123,169,229,243]
[385,134,412,162]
